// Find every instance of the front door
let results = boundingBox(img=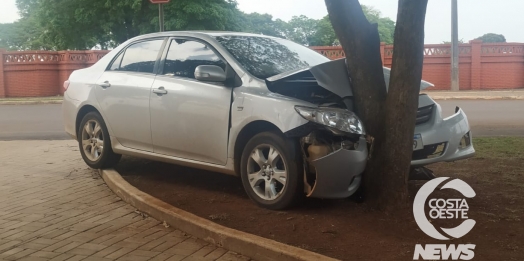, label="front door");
[149,38,232,165]
[95,38,165,152]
